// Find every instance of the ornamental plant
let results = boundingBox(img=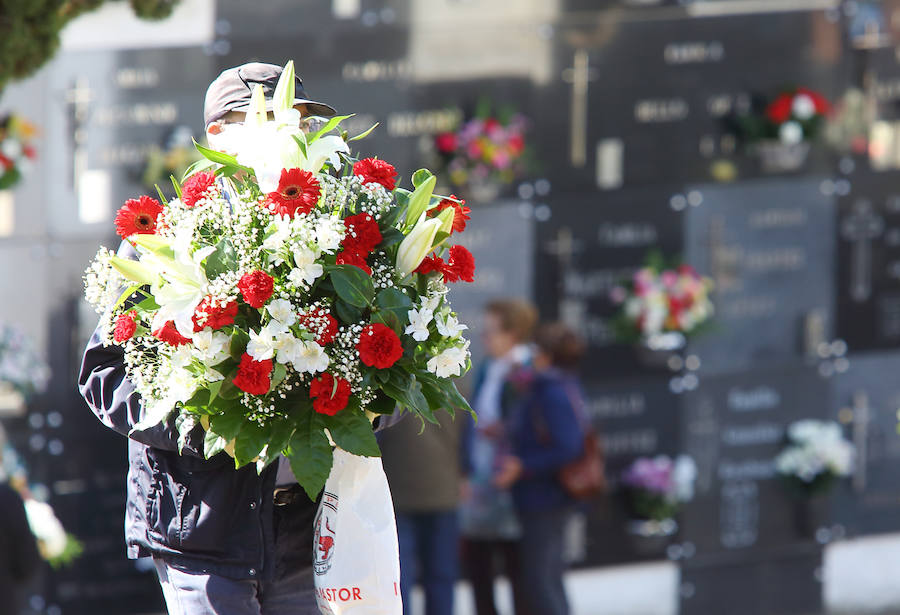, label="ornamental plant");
[775,420,854,496]
[620,455,696,522]
[735,87,831,146]
[0,114,38,190]
[432,100,530,198]
[611,253,714,344]
[83,62,476,499]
